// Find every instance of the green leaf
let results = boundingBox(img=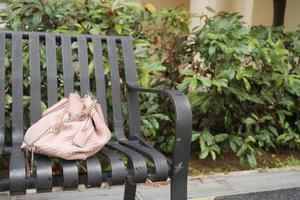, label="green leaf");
[209,46,216,56]
[201,128,214,145]
[268,126,278,136]
[153,114,170,121]
[214,133,228,143]
[192,131,200,142]
[32,13,42,26]
[229,140,237,152]
[182,77,193,84]
[243,117,256,125]
[237,144,248,157]
[88,60,95,75]
[190,78,198,90]
[44,4,53,16]
[150,118,159,129]
[5,95,12,105]
[278,98,294,109]
[250,113,259,120]
[198,76,211,87]
[40,101,47,112]
[199,135,206,150]
[12,16,21,30]
[245,136,256,143]
[180,69,195,76]
[199,148,209,159]
[210,150,217,160]
[114,24,122,34]
[247,154,257,168]
[260,115,273,121]
[243,78,251,91]
[145,61,166,72]
[211,144,221,154]
[211,79,228,91]
[221,67,236,80]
